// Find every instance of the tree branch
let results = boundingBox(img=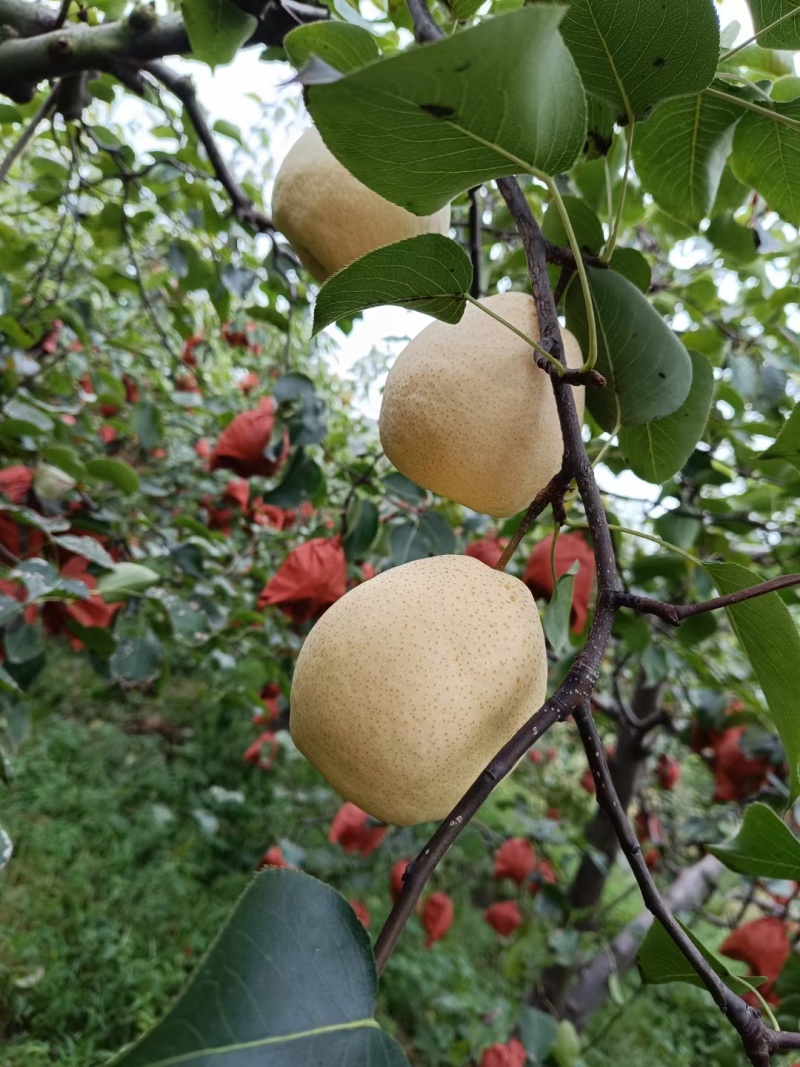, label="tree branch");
[467,185,481,298]
[574,702,774,1066]
[144,62,273,235]
[0,0,59,37]
[0,84,57,185]
[495,465,571,572]
[616,573,800,626]
[0,9,188,101]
